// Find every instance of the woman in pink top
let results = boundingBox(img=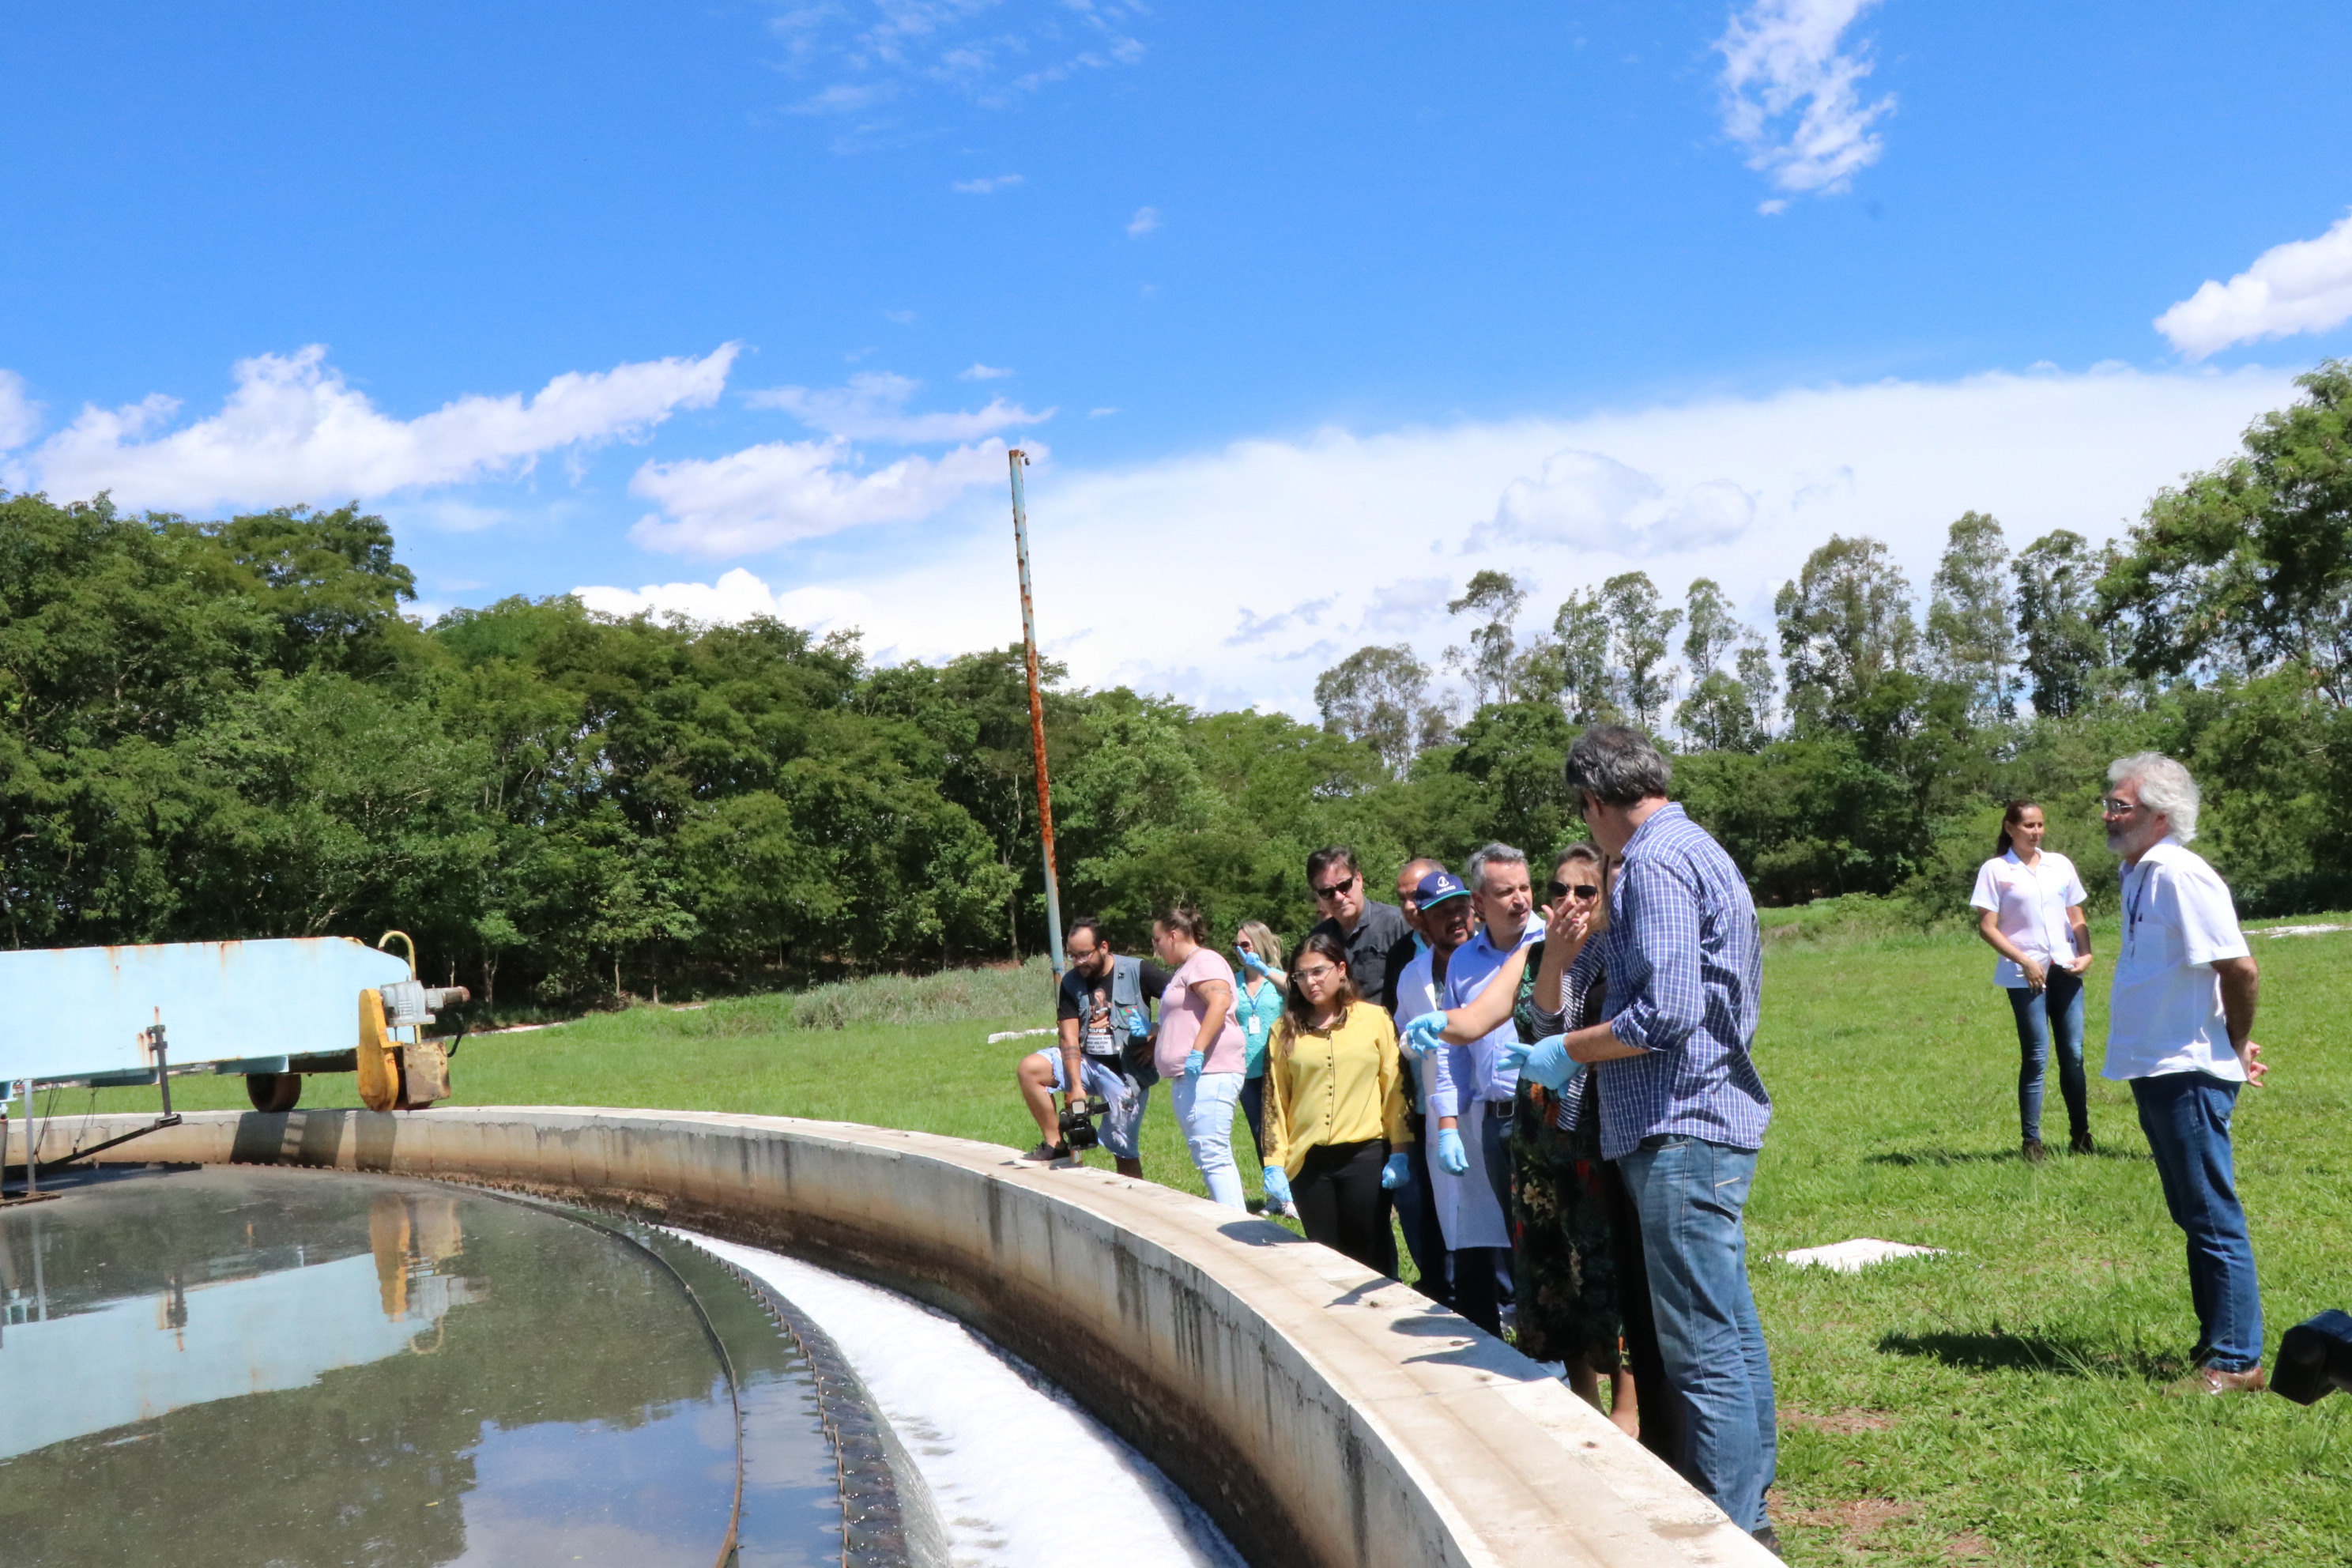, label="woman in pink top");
[1151,906,1249,1209]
